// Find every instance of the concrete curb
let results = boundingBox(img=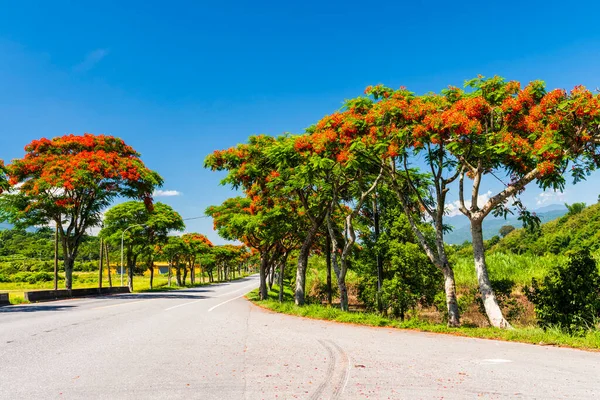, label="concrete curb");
[24,286,130,302]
